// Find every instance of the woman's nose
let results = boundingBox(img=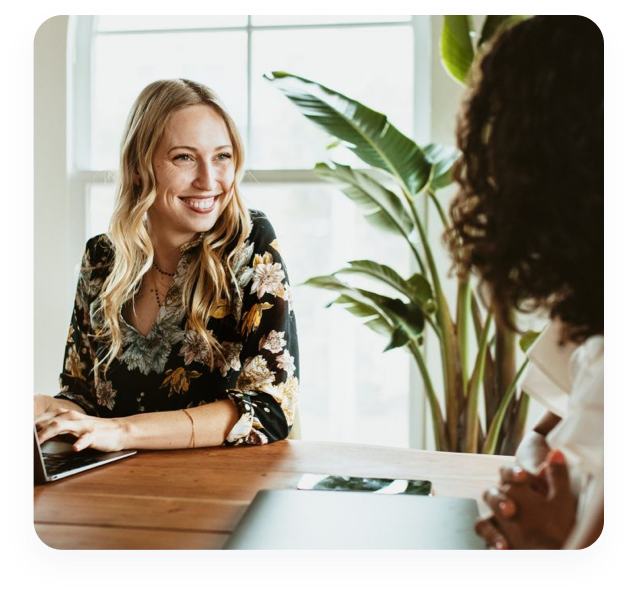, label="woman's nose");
[194,161,216,190]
